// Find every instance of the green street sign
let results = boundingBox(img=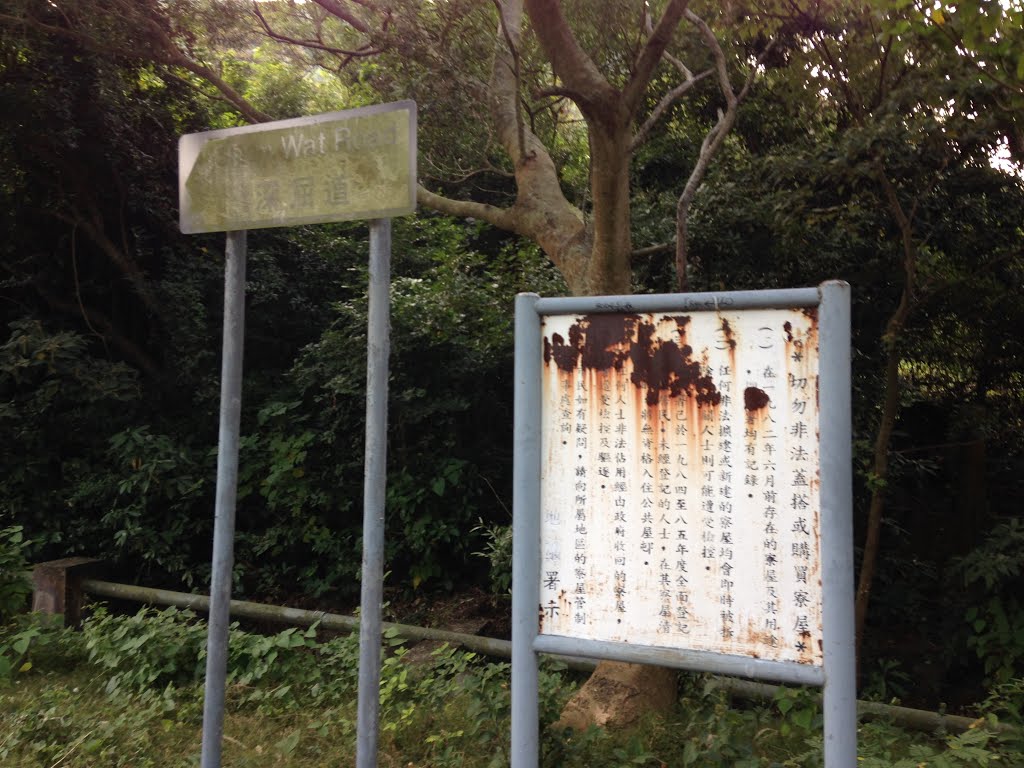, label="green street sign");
[179,101,416,234]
